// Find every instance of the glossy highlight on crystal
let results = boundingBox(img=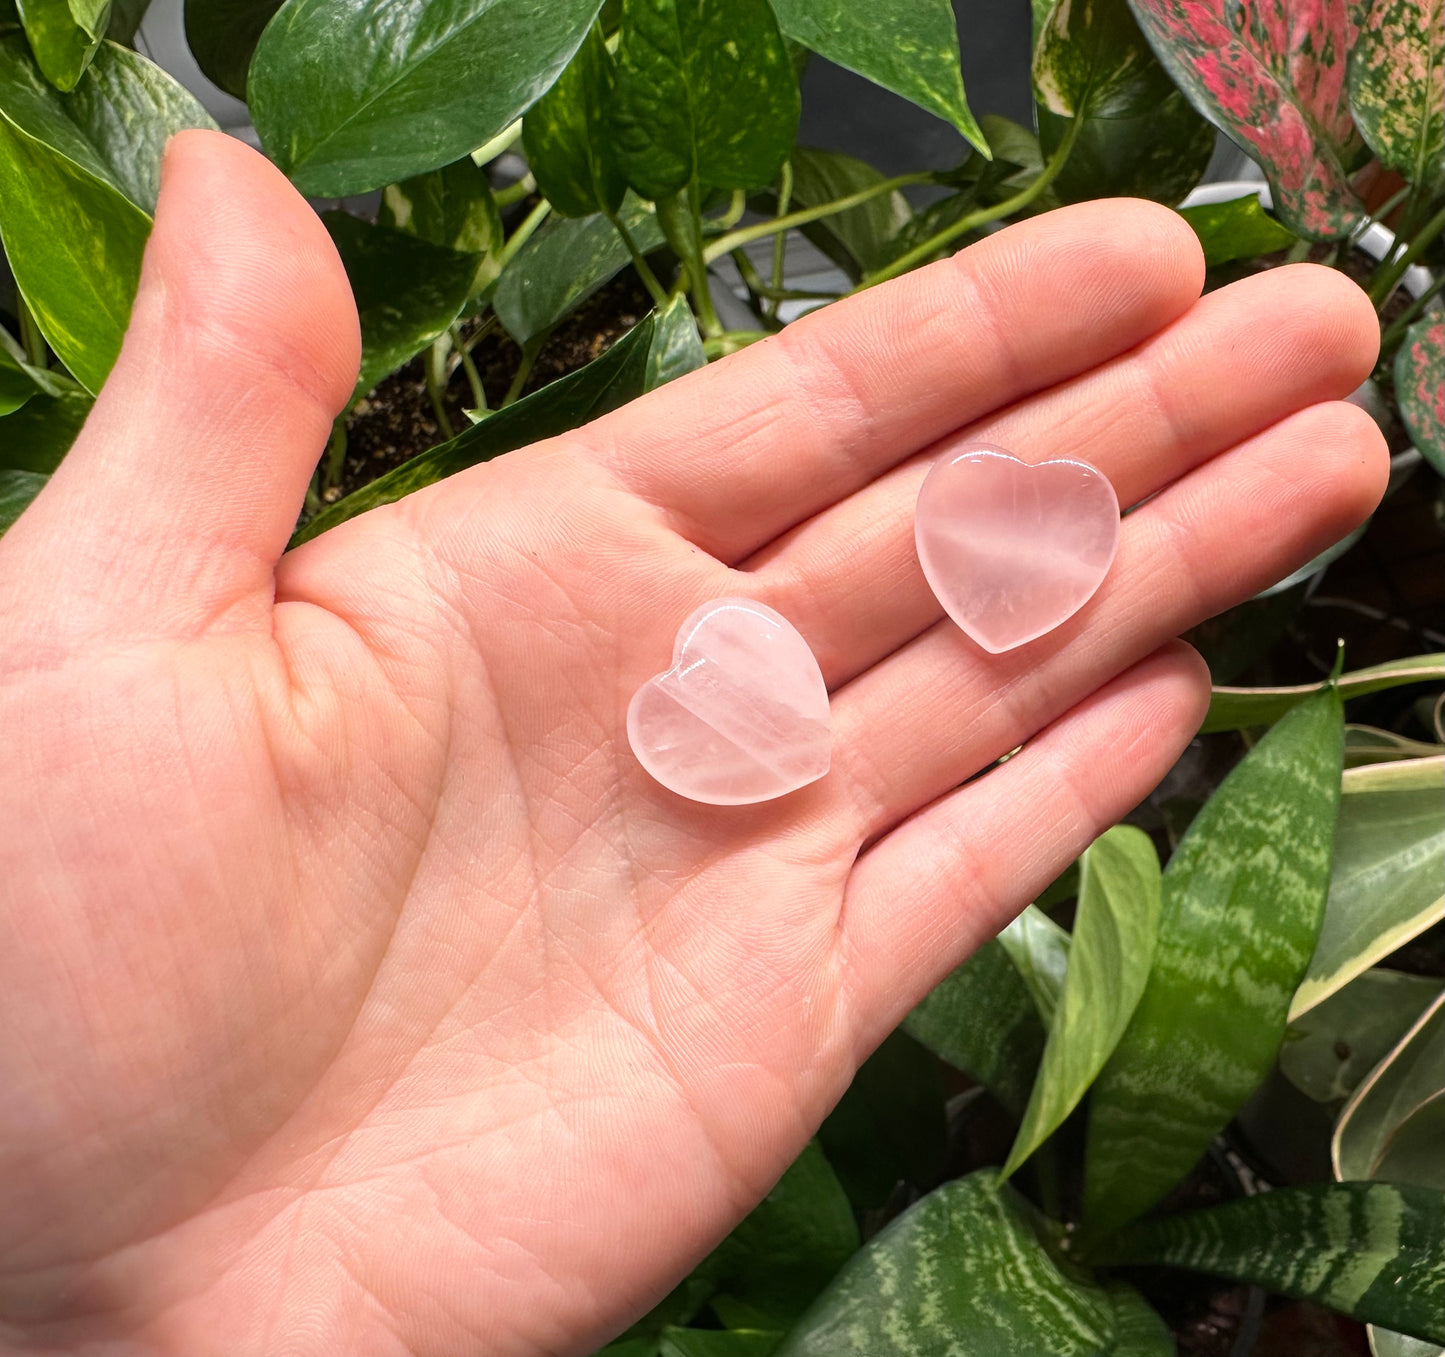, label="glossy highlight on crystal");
[627,598,831,806]
[915,444,1120,654]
